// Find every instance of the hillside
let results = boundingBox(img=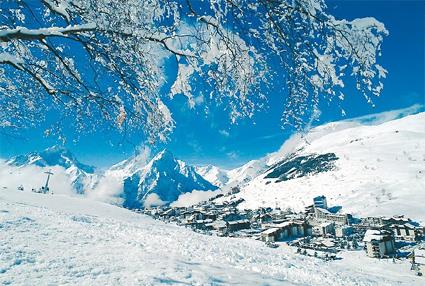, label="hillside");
[0,188,422,285]
[226,112,425,222]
